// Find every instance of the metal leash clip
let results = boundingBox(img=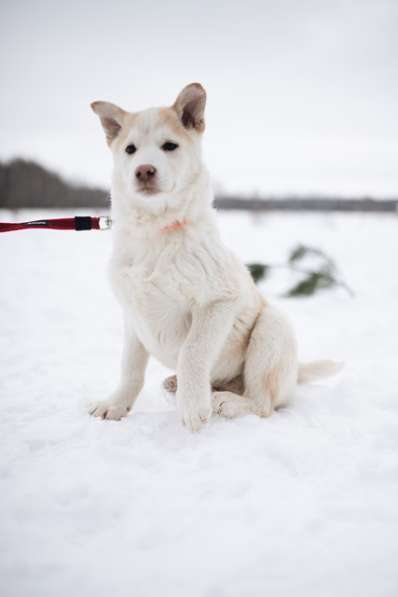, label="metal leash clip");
[98,216,112,230]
